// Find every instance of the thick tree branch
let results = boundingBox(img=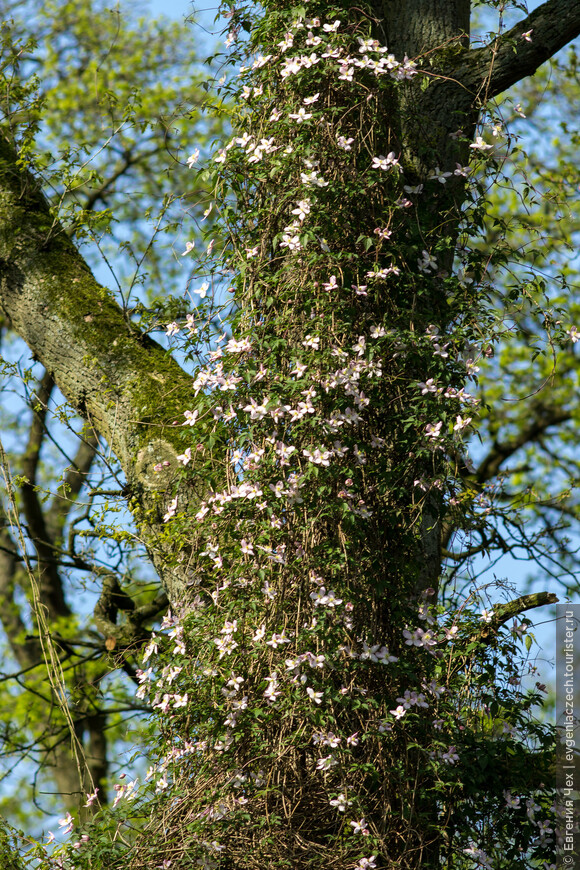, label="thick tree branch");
[463,0,580,102]
[0,134,213,605]
[476,591,558,644]
[94,573,167,650]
